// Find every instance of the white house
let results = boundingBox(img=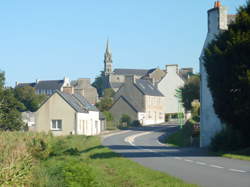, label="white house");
[200,1,236,147]
[157,64,185,115]
[35,89,105,136]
